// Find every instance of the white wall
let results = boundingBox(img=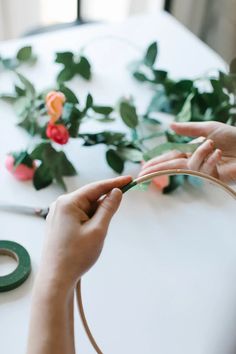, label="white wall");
[0,0,41,39]
[0,0,164,40]
[172,0,236,62]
